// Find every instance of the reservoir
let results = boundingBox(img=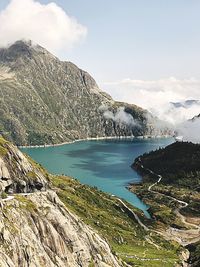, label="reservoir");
[21,137,173,217]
